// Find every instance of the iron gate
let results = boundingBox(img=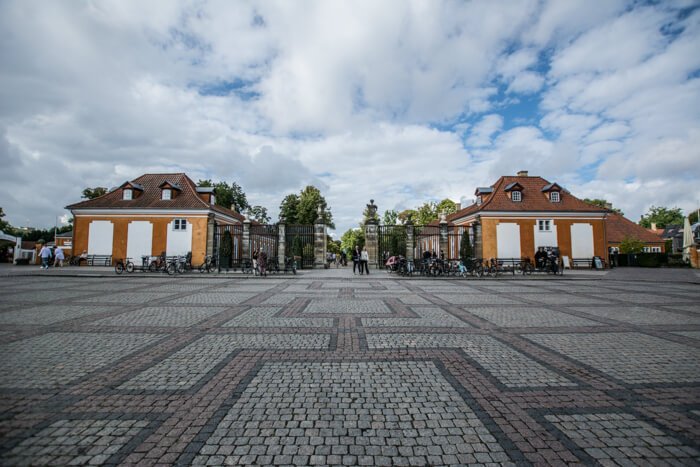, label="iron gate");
[286,224,315,269]
[378,225,407,260]
[214,223,243,270]
[447,225,470,260]
[251,224,279,261]
[414,225,440,259]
